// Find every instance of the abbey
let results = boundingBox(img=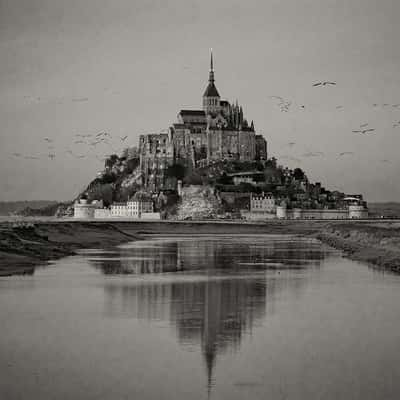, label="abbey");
[139,52,267,188]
